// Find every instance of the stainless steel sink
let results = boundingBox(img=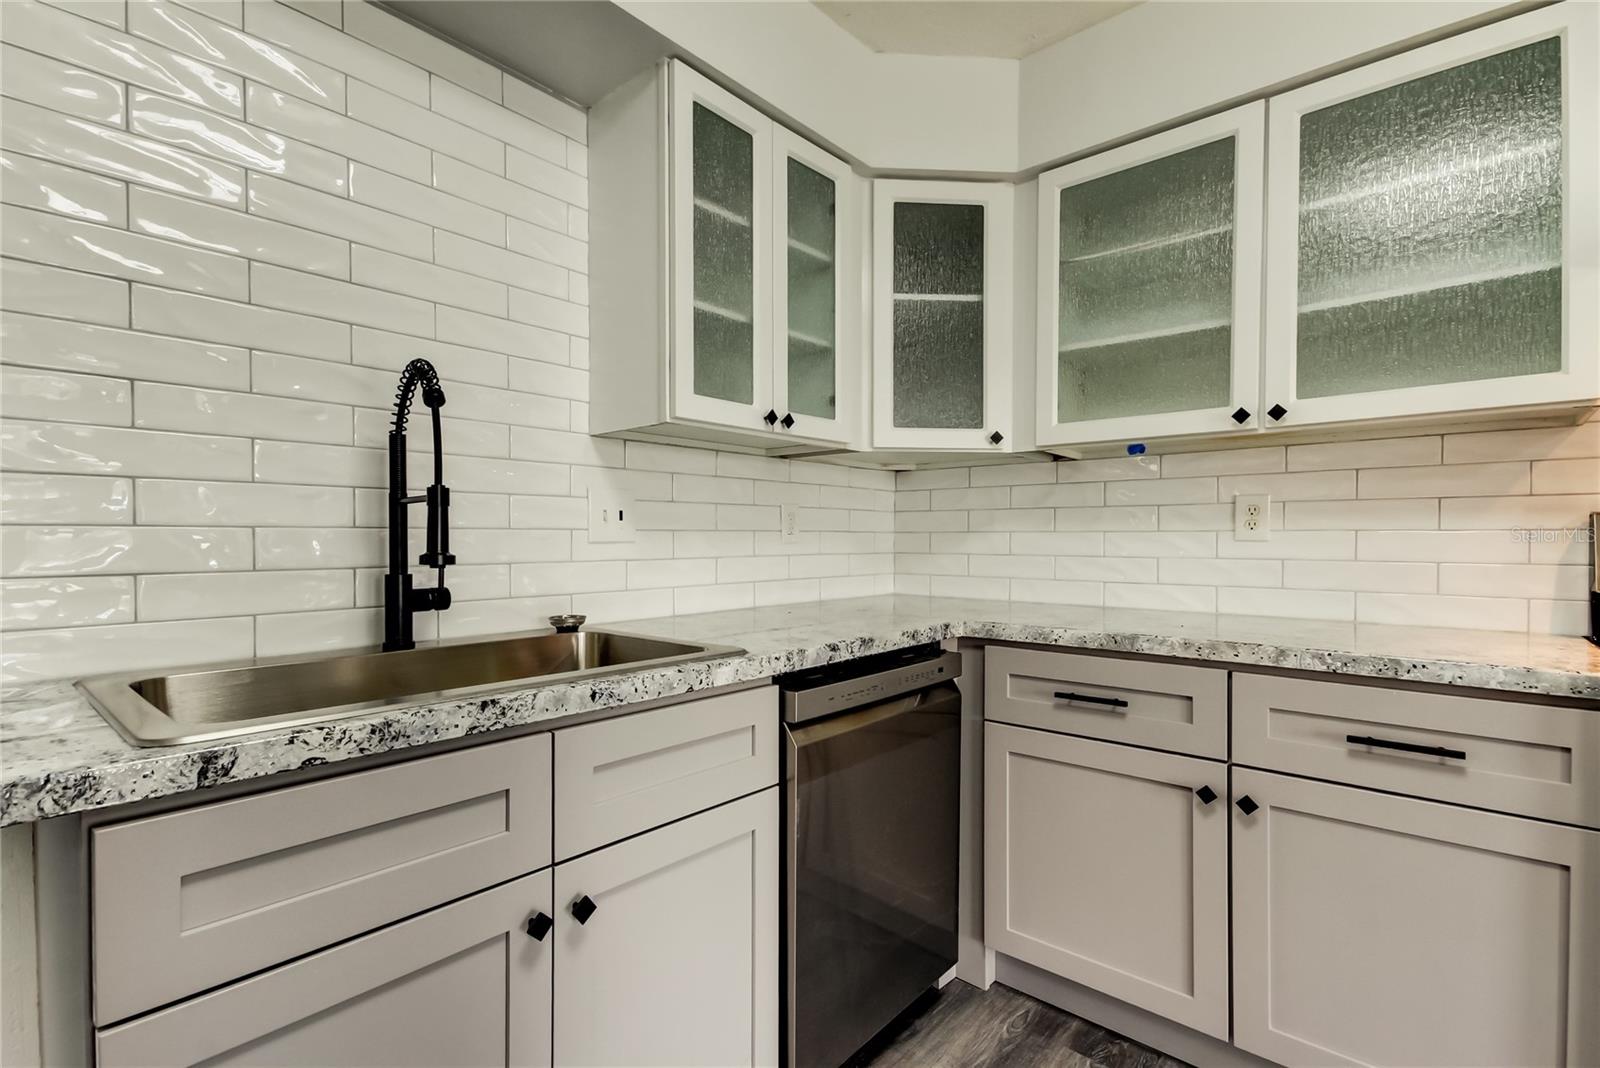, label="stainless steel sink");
[78,629,744,747]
